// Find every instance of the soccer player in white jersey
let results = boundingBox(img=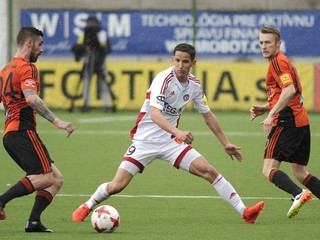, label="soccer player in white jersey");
[72,43,264,224]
